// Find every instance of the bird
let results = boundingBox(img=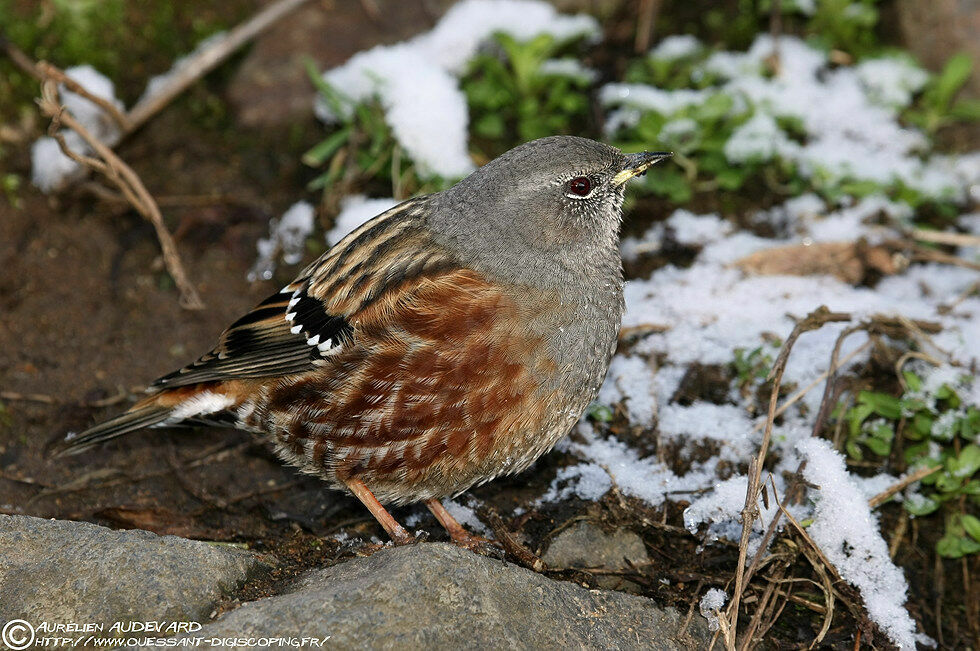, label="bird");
[55,136,670,548]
